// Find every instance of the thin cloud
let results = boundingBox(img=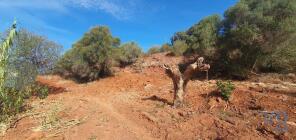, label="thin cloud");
[3,7,71,35]
[0,0,141,43]
[0,0,68,13]
[65,0,137,20]
[0,0,139,20]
